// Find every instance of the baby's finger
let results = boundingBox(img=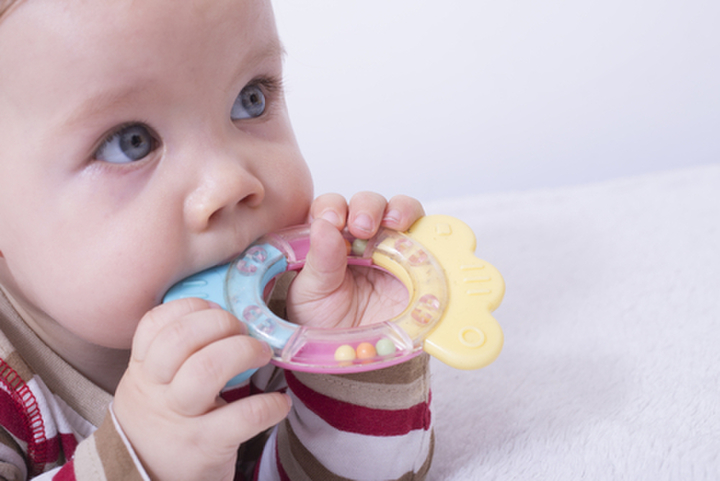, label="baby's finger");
[288,218,349,307]
[141,307,246,385]
[131,298,217,363]
[381,194,426,231]
[347,191,388,238]
[169,335,273,415]
[308,193,348,229]
[206,391,291,449]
